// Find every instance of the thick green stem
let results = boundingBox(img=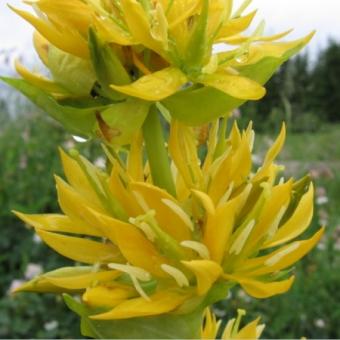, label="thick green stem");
[143,106,176,196]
